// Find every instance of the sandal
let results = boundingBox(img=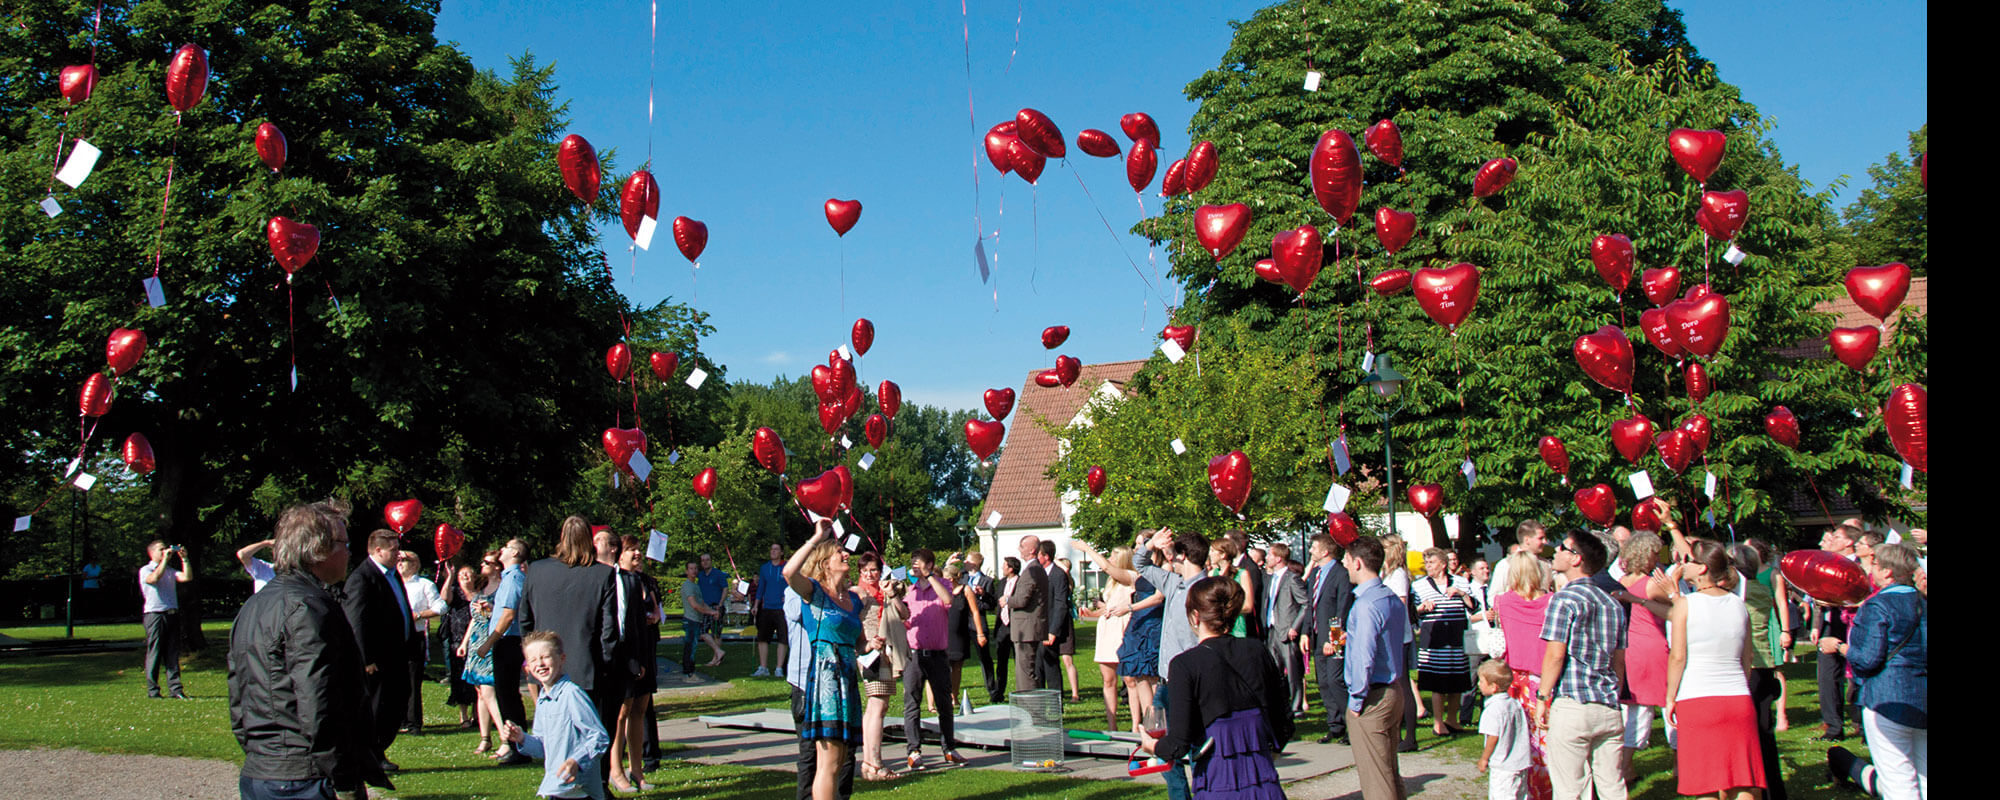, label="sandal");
[474,736,492,755]
[860,760,900,781]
